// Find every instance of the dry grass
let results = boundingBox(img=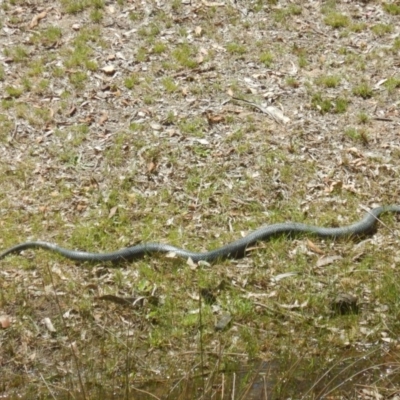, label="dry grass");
[1,0,400,398]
